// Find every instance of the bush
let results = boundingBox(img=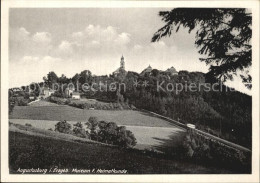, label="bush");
[73,122,83,128]
[73,127,88,138]
[73,122,88,138]
[87,117,98,131]
[116,126,137,147]
[25,123,32,127]
[183,133,212,160]
[49,96,68,105]
[55,120,72,134]
[87,118,137,148]
[182,131,251,169]
[100,122,118,144]
[17,98,29,106]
